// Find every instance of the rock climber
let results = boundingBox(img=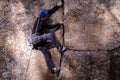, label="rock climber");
[28,2,66,74]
